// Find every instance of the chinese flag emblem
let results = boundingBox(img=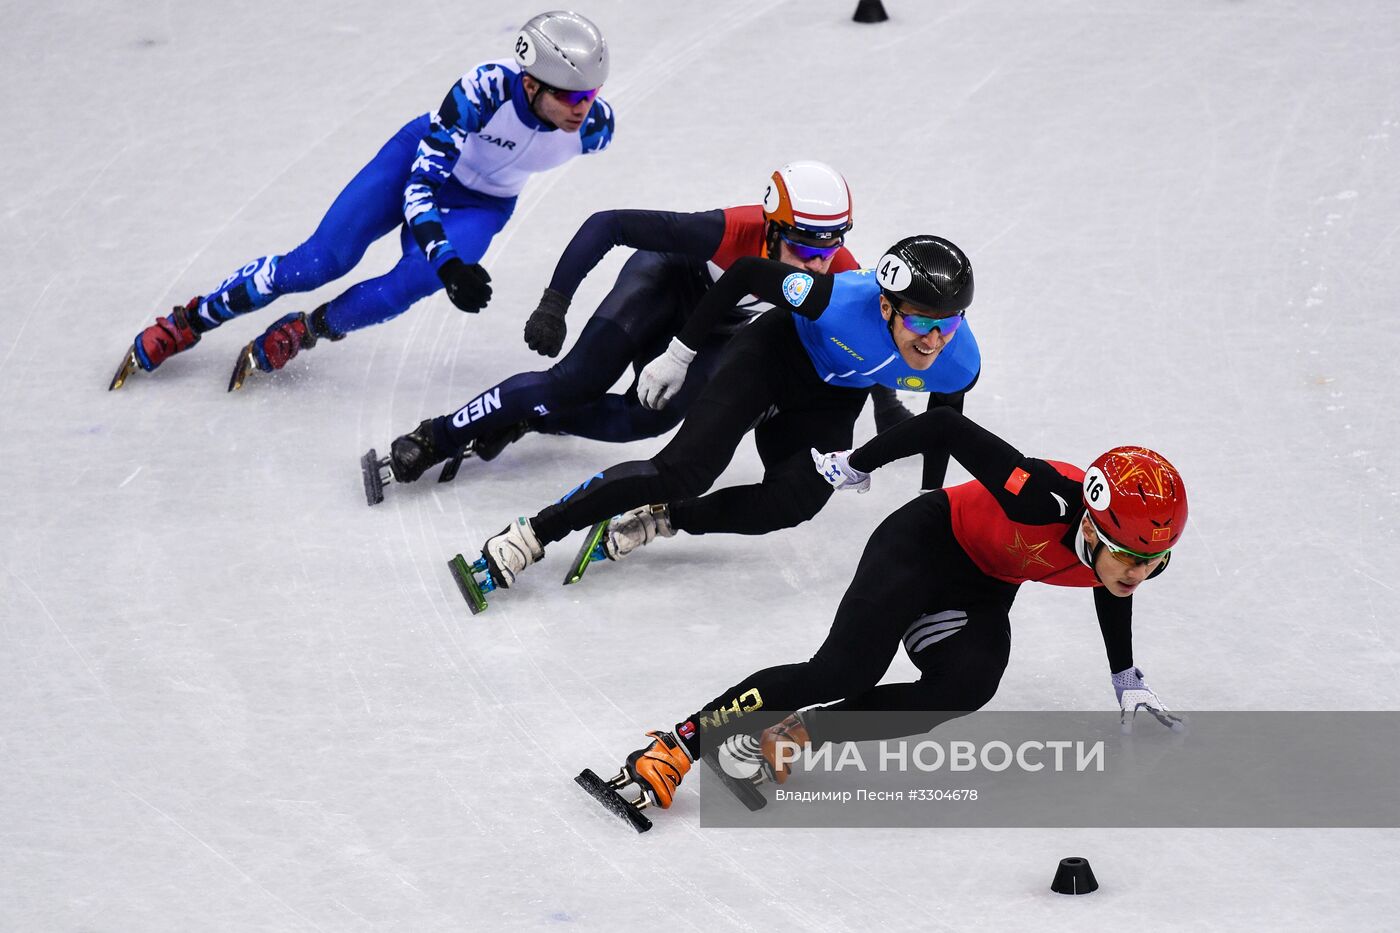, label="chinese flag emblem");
[1004,468,1030,495]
